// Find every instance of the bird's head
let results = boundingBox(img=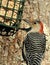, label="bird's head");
[24,18,44,34]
